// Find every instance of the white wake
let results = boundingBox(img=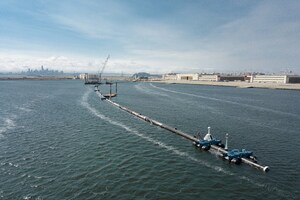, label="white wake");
[150,83,300,119]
